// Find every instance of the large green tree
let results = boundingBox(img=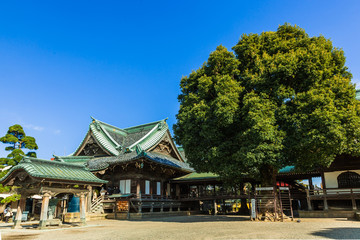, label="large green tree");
[174,24,360,185]
[0,124,38,166]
